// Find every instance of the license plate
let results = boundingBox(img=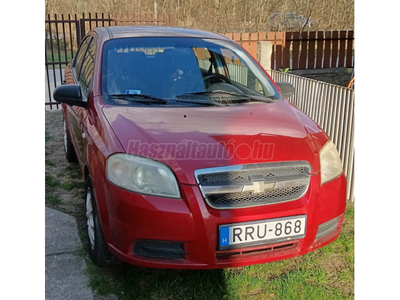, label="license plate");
[218,215,307,250]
